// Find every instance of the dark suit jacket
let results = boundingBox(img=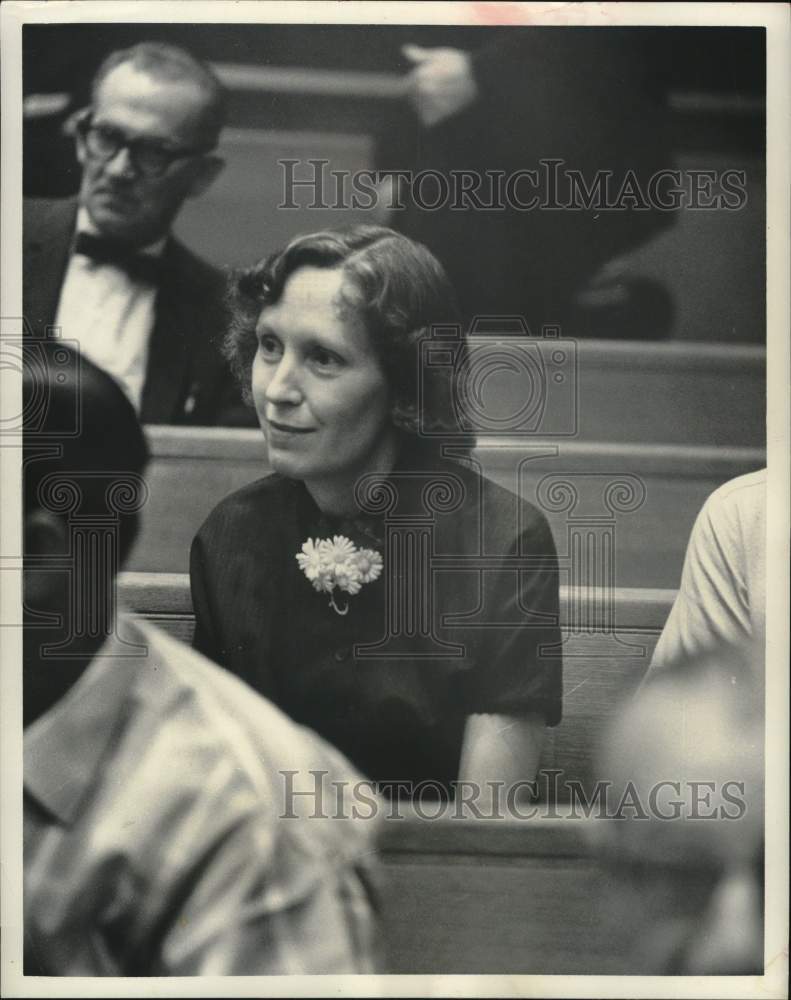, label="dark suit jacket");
[388,29,675,335]
[23,198,256,426]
